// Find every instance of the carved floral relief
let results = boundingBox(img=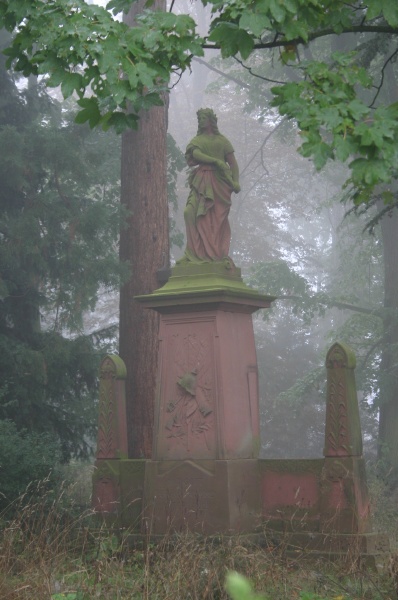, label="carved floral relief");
[97,357,116,459]
[163,329,215,455]
[326,372,348,455]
